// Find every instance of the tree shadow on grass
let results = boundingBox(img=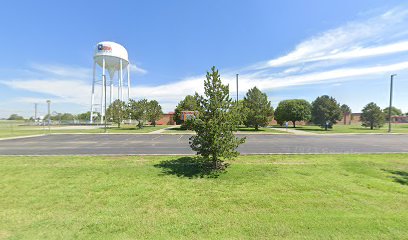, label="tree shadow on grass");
[296,127,330,132]
[109,126,156,131]
[165,127,194,132]
[154,157,227,178]
[383,169,408,185]
[237,128,266,132]
[165,127,184,131]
